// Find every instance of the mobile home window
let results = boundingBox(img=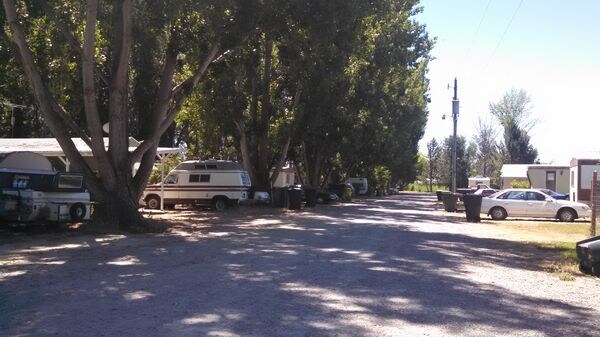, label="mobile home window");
[200,174,210,182]
[189,174,199,183]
